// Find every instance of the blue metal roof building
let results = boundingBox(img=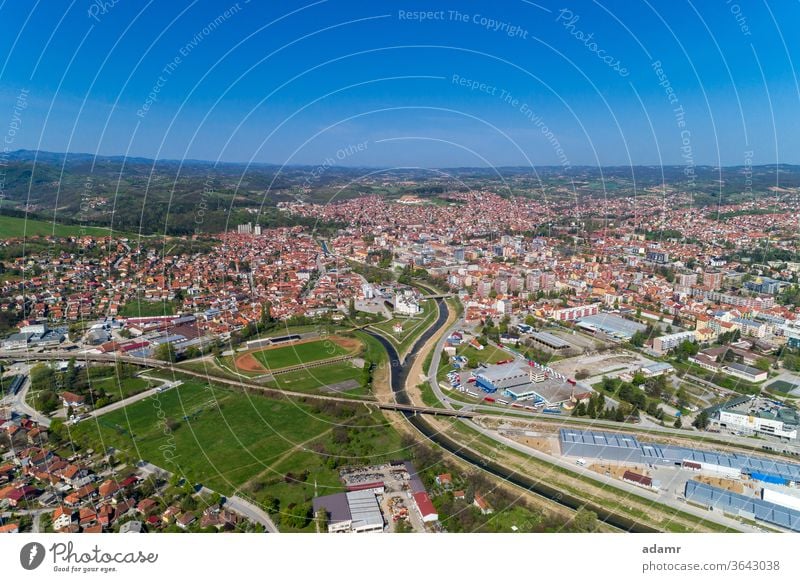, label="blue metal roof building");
[685,480,800,532]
